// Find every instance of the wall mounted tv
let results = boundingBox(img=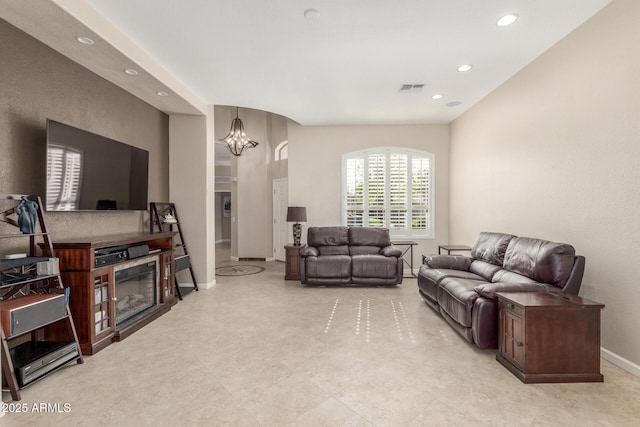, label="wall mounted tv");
[46,119,149,211]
